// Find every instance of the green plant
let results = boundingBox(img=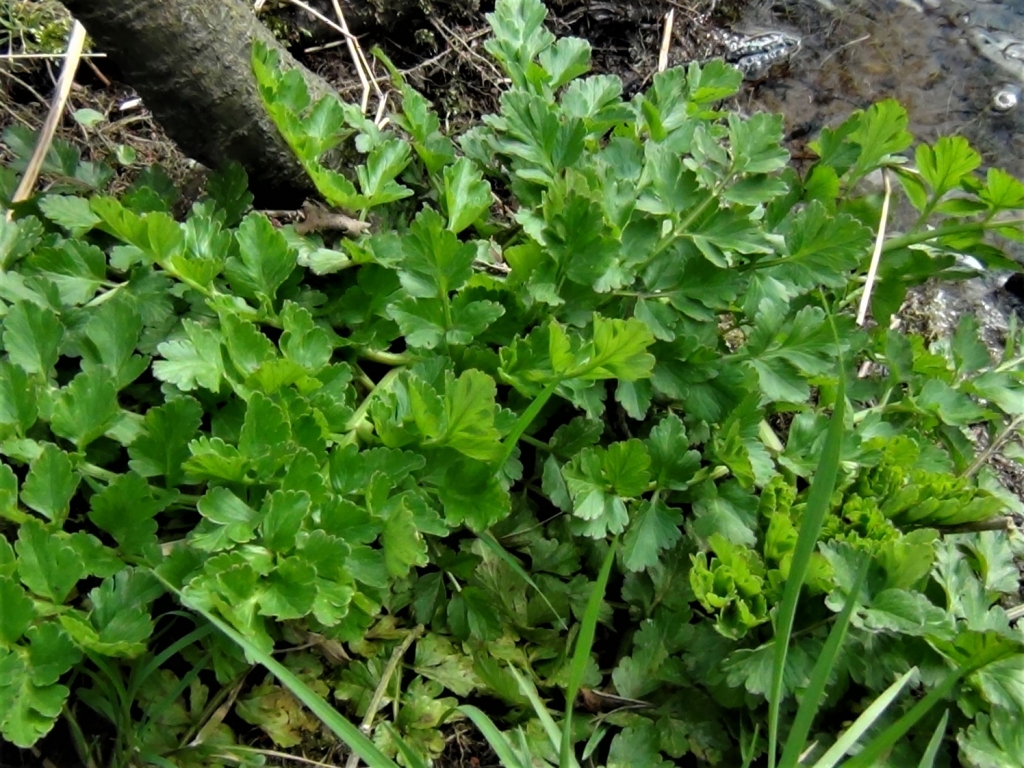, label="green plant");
[3,0,1024,764]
